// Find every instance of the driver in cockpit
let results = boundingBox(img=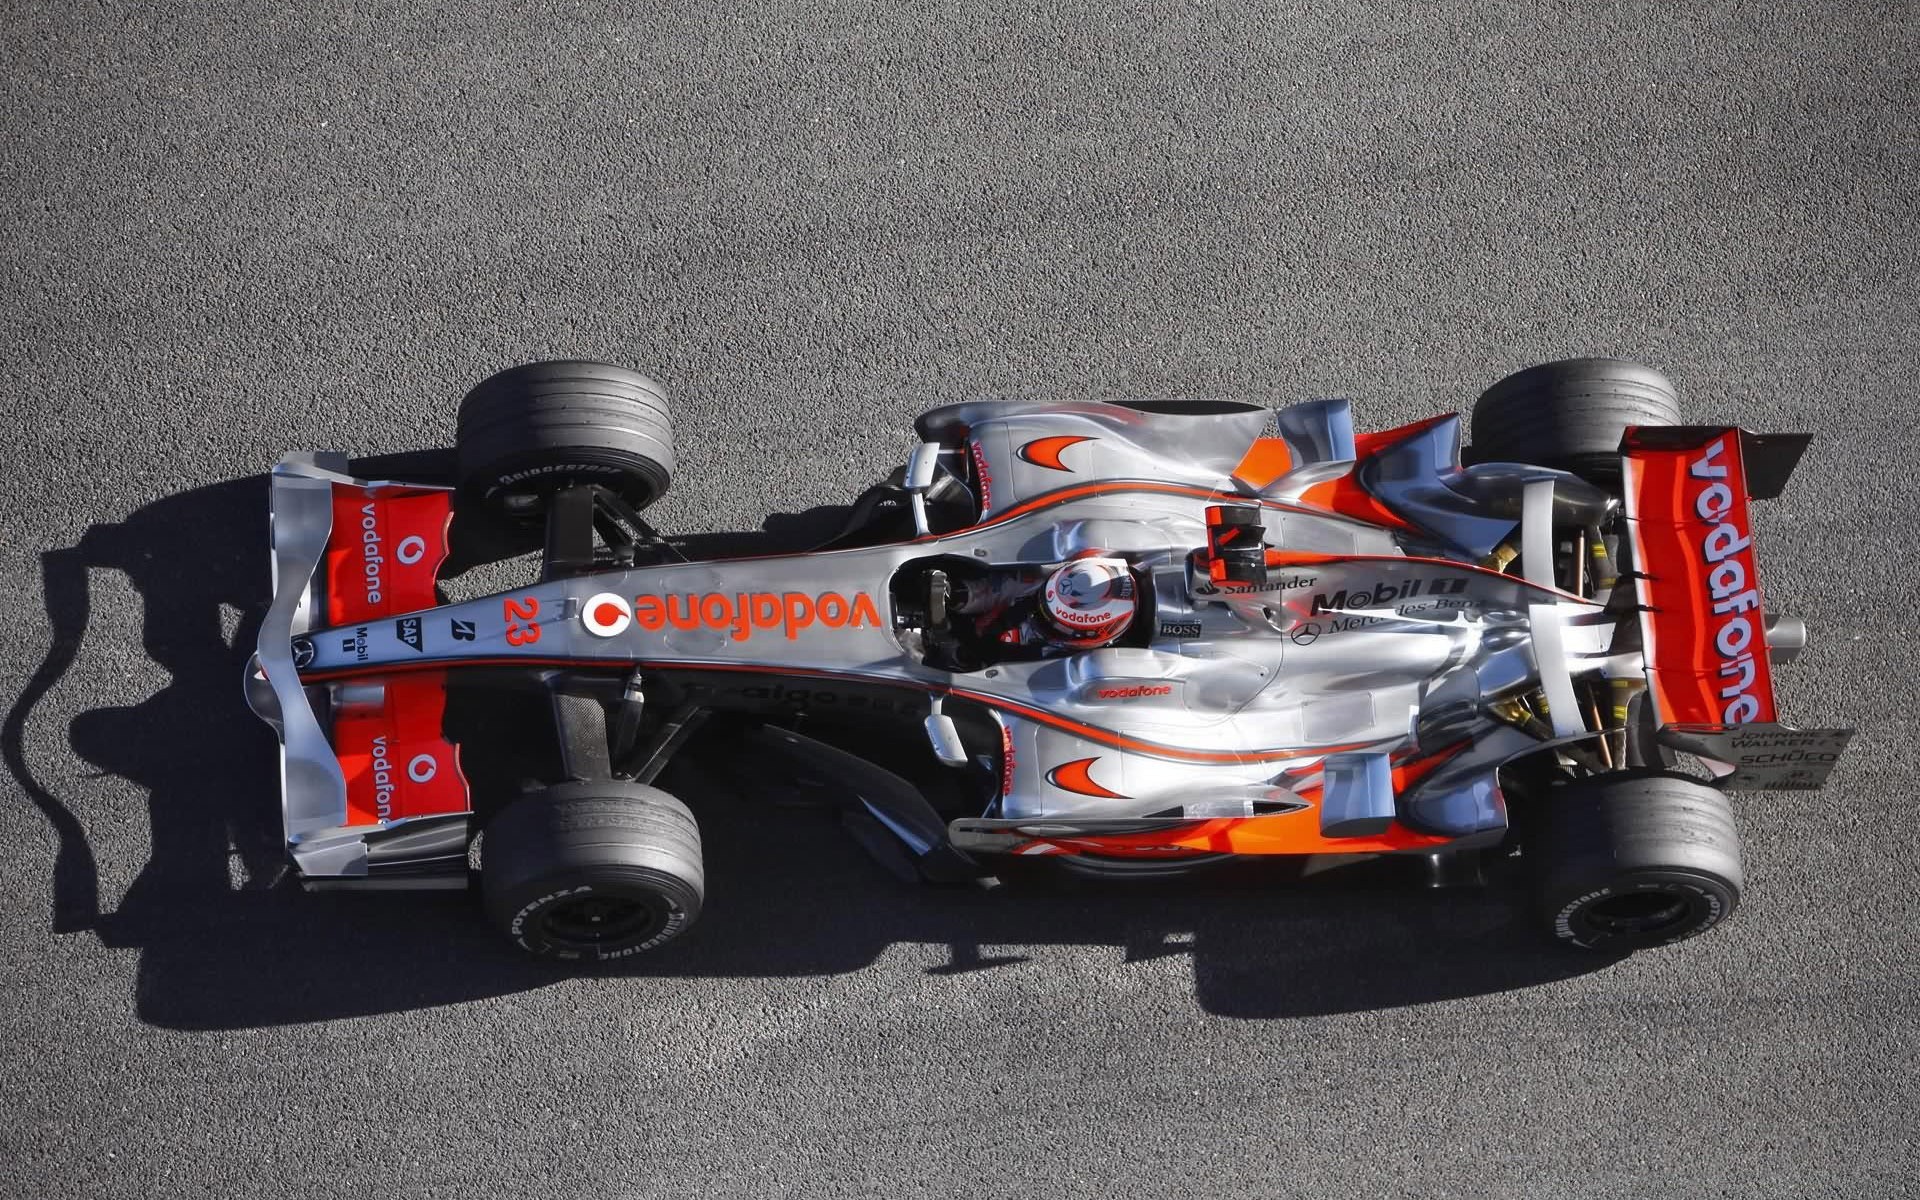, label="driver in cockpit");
[952,557,1139,657]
